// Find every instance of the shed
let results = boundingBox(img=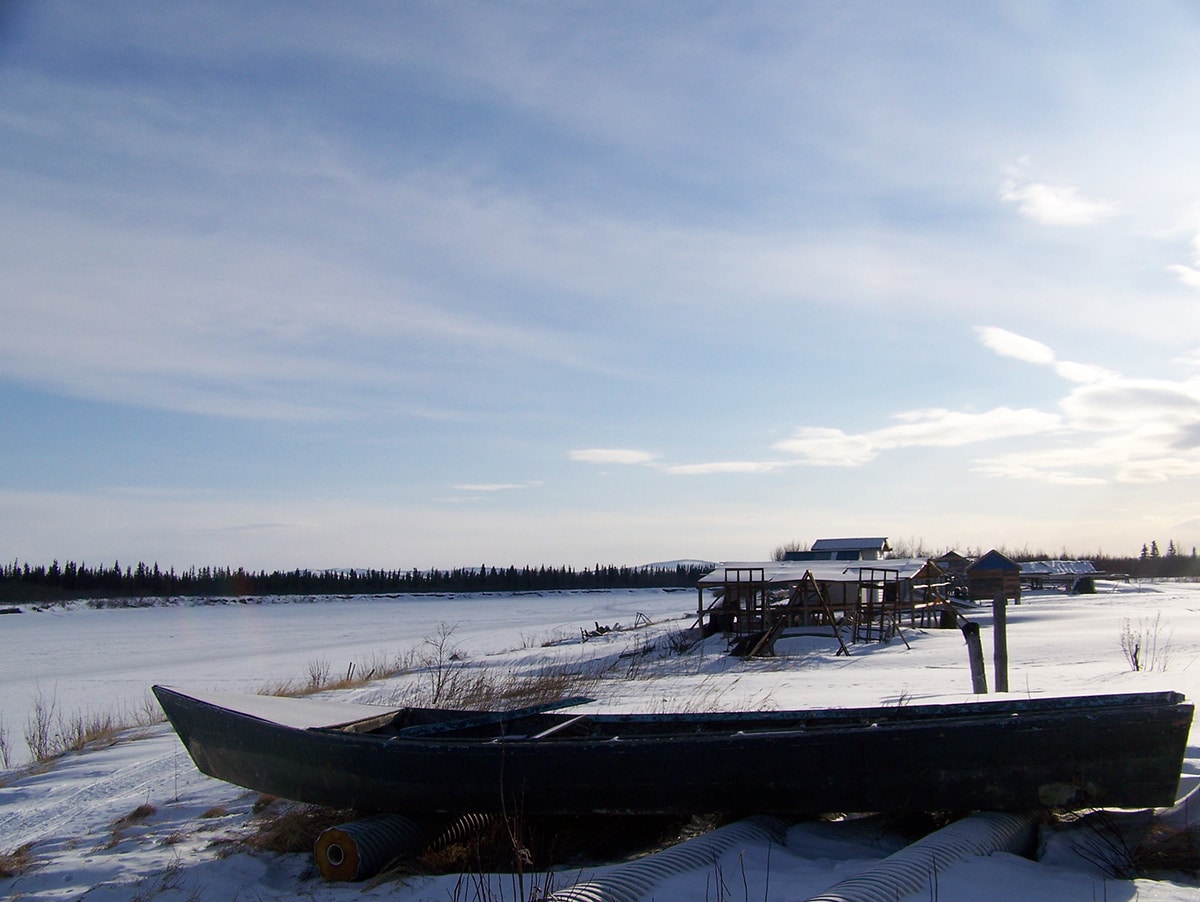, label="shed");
[1020,560,1099,594]
[967,549,1022,602]
[934,550,973,596]
[784,537,891,562]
